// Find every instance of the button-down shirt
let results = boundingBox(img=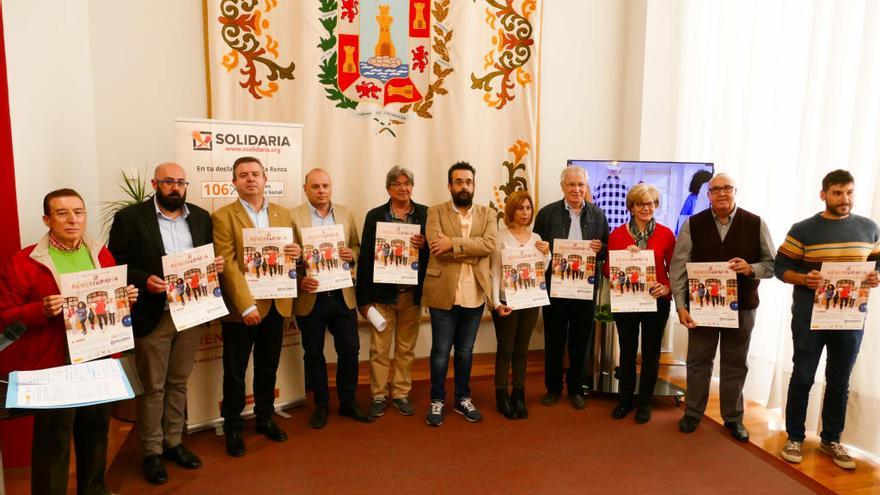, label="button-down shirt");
[308,202,336,226]
[239,198,270,228]
[450,202,483,307]
[565,200,585,240]
[669,206,776,309]
[155,197,193,254]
